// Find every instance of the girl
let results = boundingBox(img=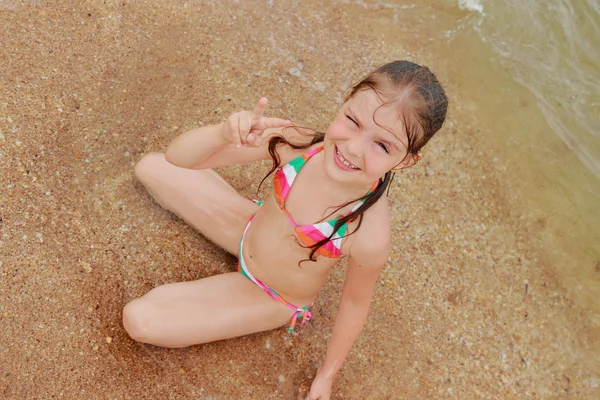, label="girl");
[122,60,448,399]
